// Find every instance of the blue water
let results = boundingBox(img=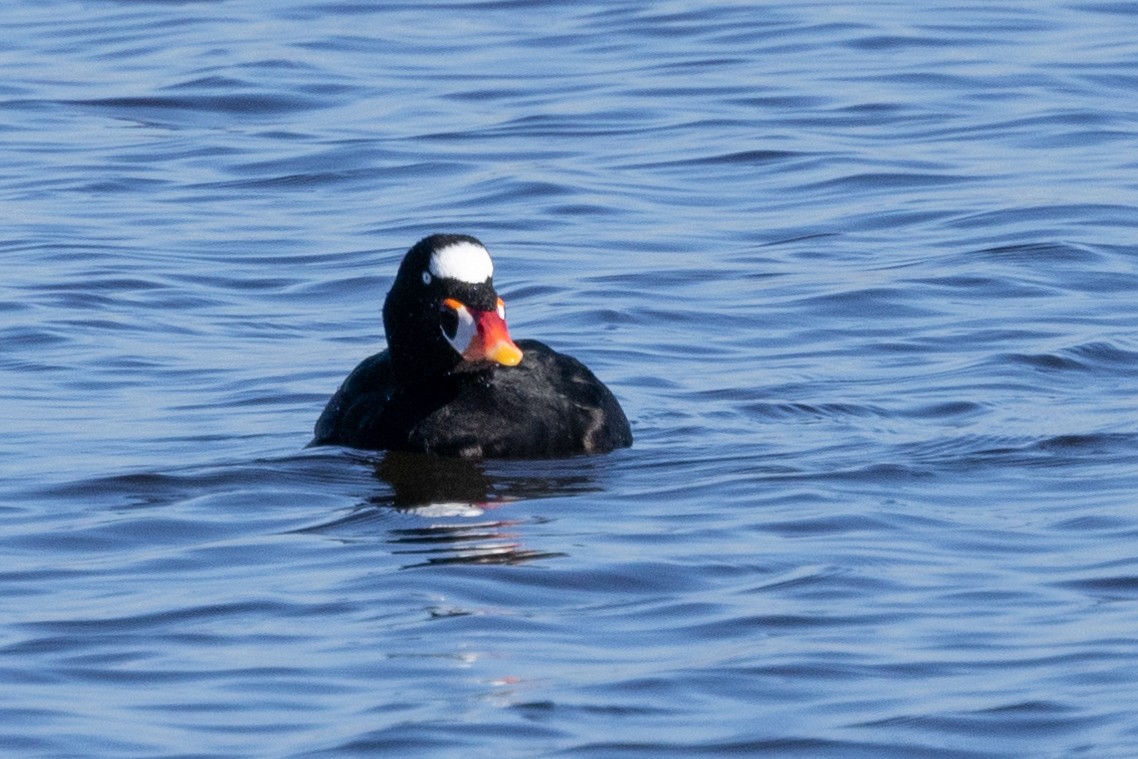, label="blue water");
[4,1,1138,756]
